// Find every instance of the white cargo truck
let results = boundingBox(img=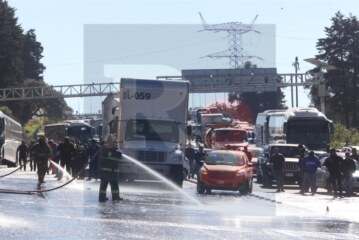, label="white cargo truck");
[117,78,189,187]
[101,93,120,139]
